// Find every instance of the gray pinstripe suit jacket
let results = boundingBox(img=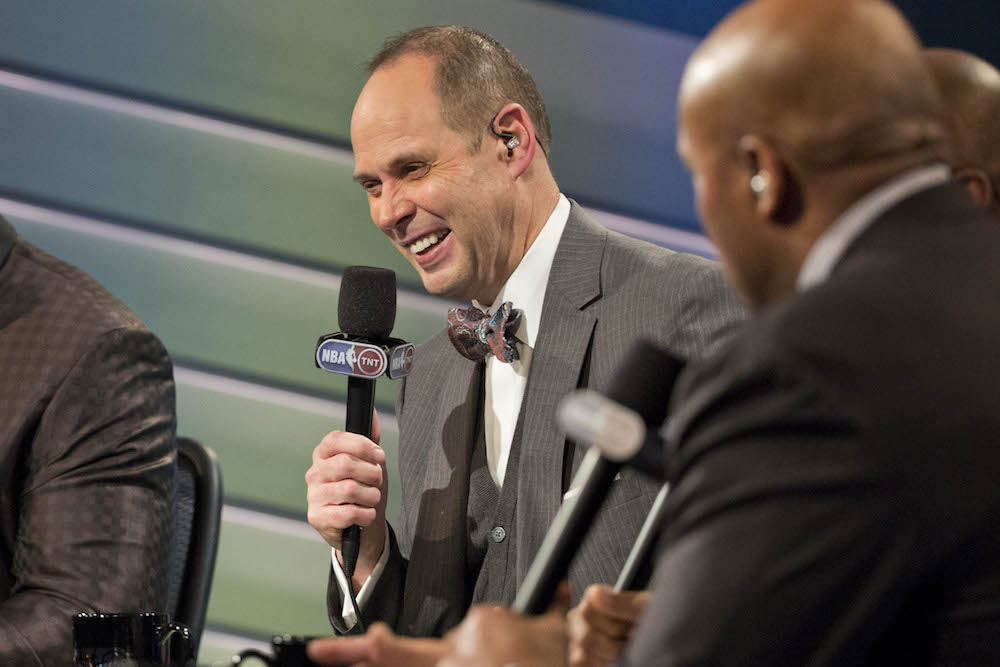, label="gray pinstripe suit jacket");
[327,201,745,637]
